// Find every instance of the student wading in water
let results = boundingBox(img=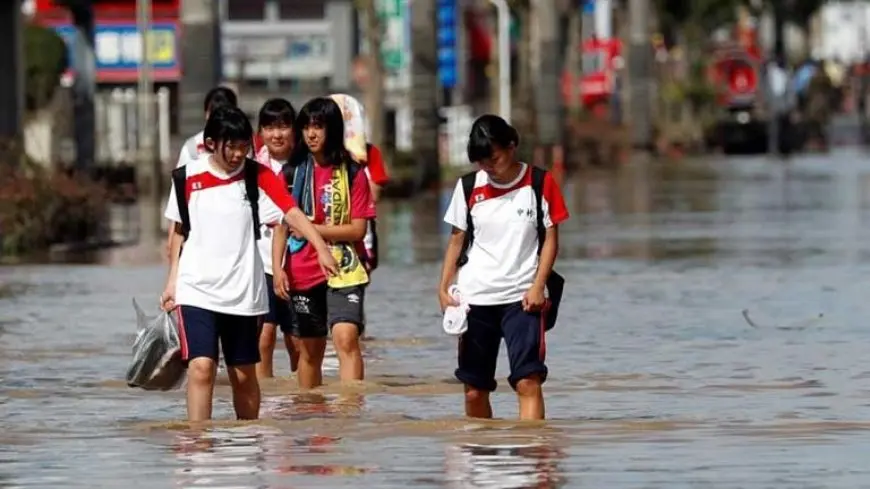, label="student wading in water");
[439,115,569,420]
[161,107,338,422]
[272,97,376,389]
[253,98,300,379]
